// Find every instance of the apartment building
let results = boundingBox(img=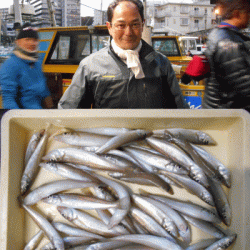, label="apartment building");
[29,0,80,28]
[147,0,216,35]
